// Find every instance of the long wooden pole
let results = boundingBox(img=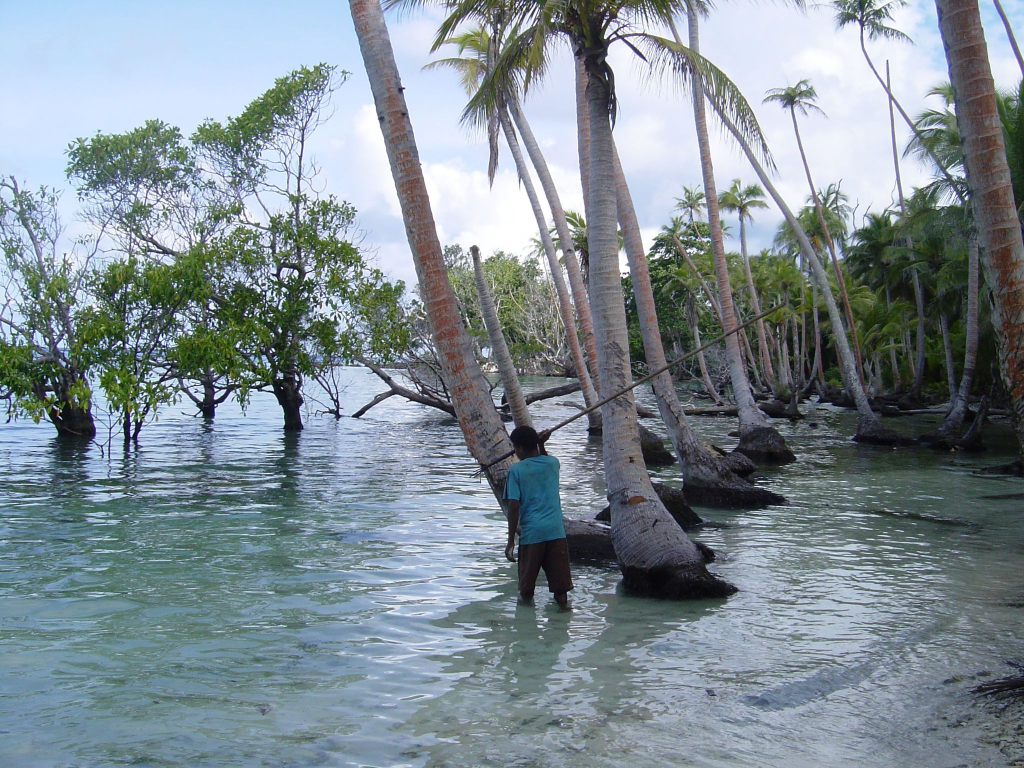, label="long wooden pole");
[479,303,781,470]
